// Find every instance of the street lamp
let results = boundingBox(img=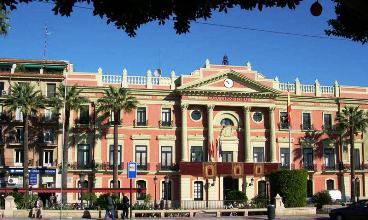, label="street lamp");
[79,173,85,209]
[153,176,158,209]
[164,176,169,209]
